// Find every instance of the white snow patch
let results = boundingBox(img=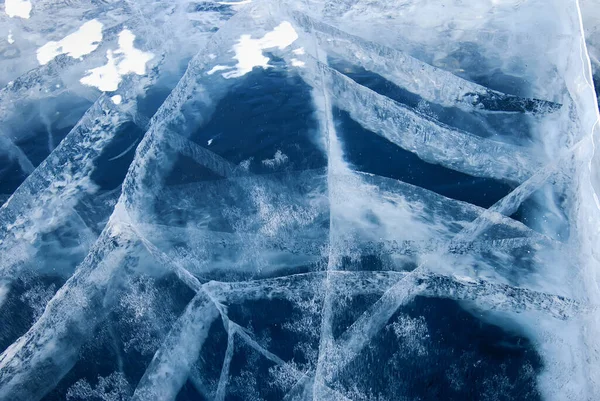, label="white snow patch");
[291,58,305,67]
[81,51,120,91]
[37,20,103,65]
[5,0,31,19]
[111,95,122,105]
[292,47,305,55]
[114,30,154,76]
[207,138,214,145]
[7,30,14,44]
[80,29,154,92]
[262,150,289,168]
[219,21,298,79]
